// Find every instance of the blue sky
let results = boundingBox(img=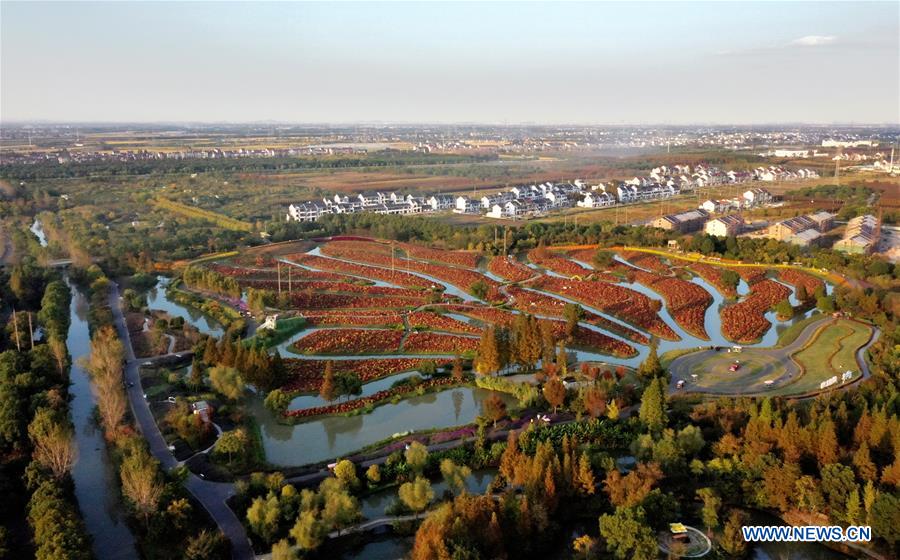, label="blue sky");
[2,1,897,124]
